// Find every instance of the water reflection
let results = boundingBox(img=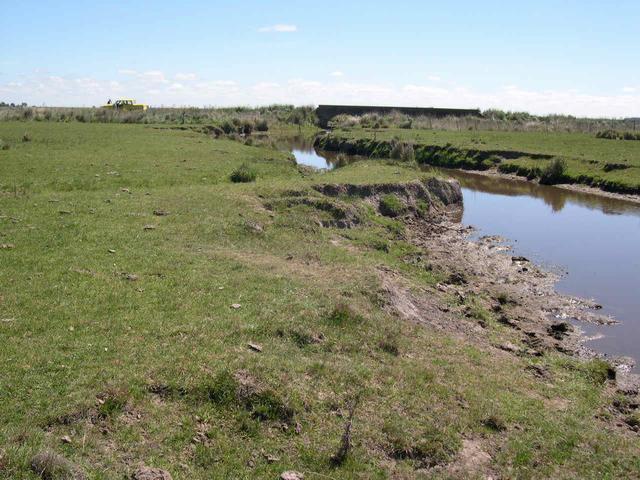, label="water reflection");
[274,135,346,170]
[425,167,640,217]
